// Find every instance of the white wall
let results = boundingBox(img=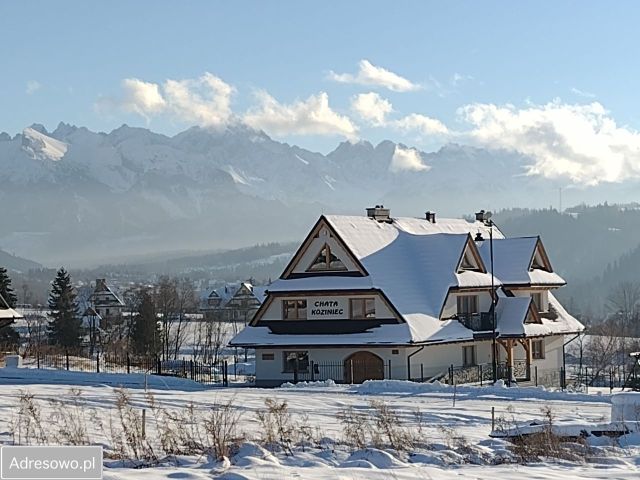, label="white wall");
[531,335,564,370]
[255,347,408,386]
